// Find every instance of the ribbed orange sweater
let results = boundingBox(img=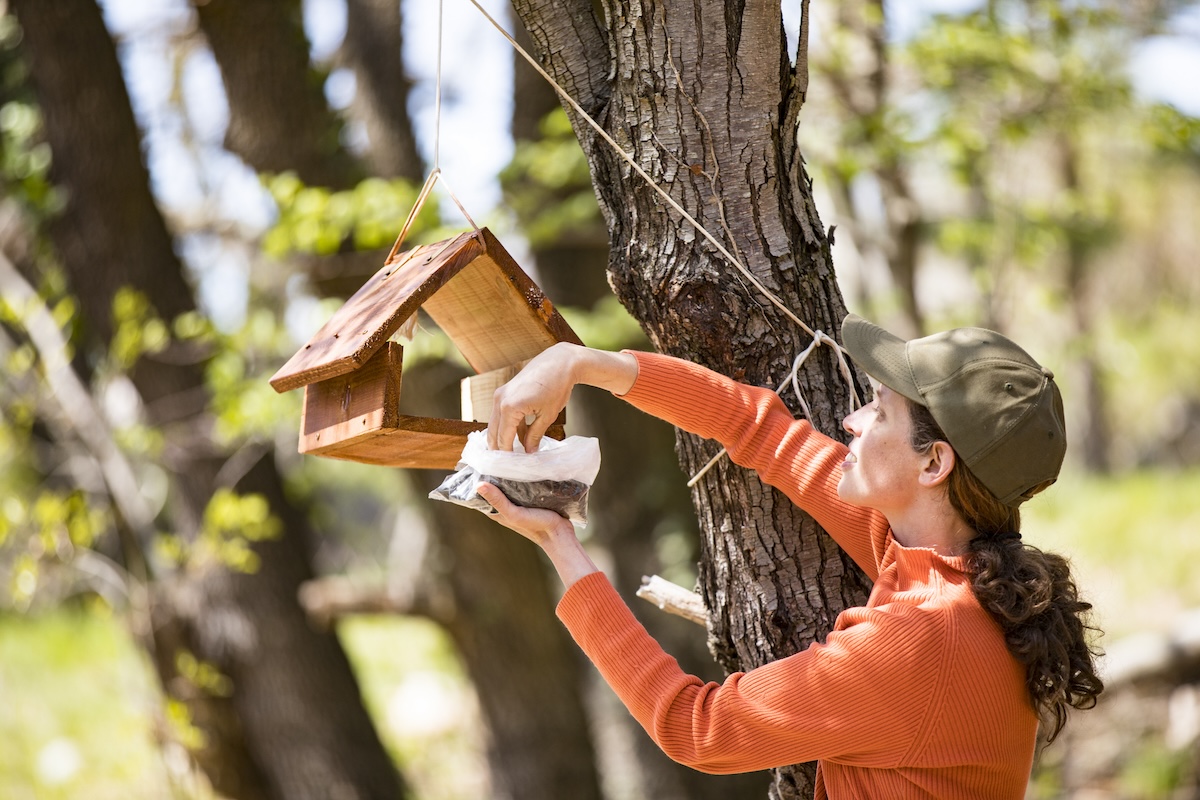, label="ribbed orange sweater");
[555,351,1037,799]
